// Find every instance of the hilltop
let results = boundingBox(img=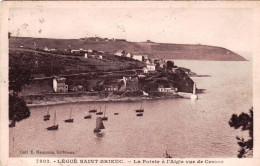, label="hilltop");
[9,36,247,61]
